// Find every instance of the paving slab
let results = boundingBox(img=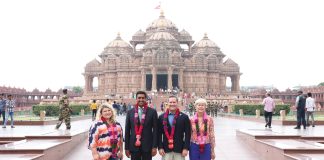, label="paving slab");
[0,154,43,160]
